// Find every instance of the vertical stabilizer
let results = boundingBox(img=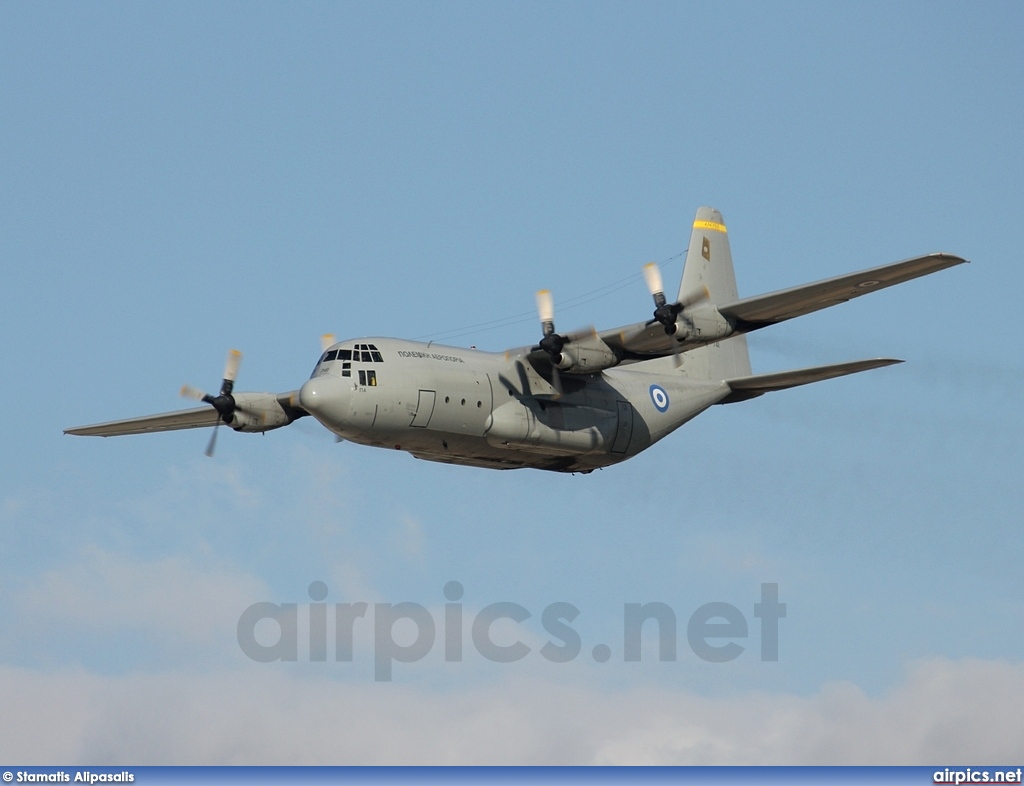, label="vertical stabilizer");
[679,207,739,304]
[677,207,752,380]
